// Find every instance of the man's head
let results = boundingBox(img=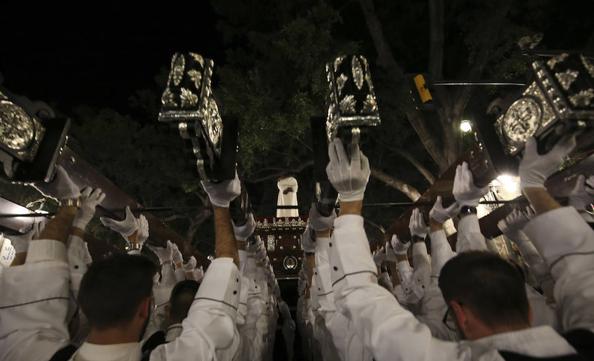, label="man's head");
[438,251,531,340]
[78,254,157,341]
[168,280,200,324]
